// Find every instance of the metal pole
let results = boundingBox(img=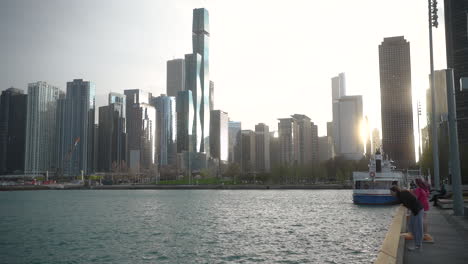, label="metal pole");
[428,0,440,188]
[417,102,422,163]
[446,69,464,216]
